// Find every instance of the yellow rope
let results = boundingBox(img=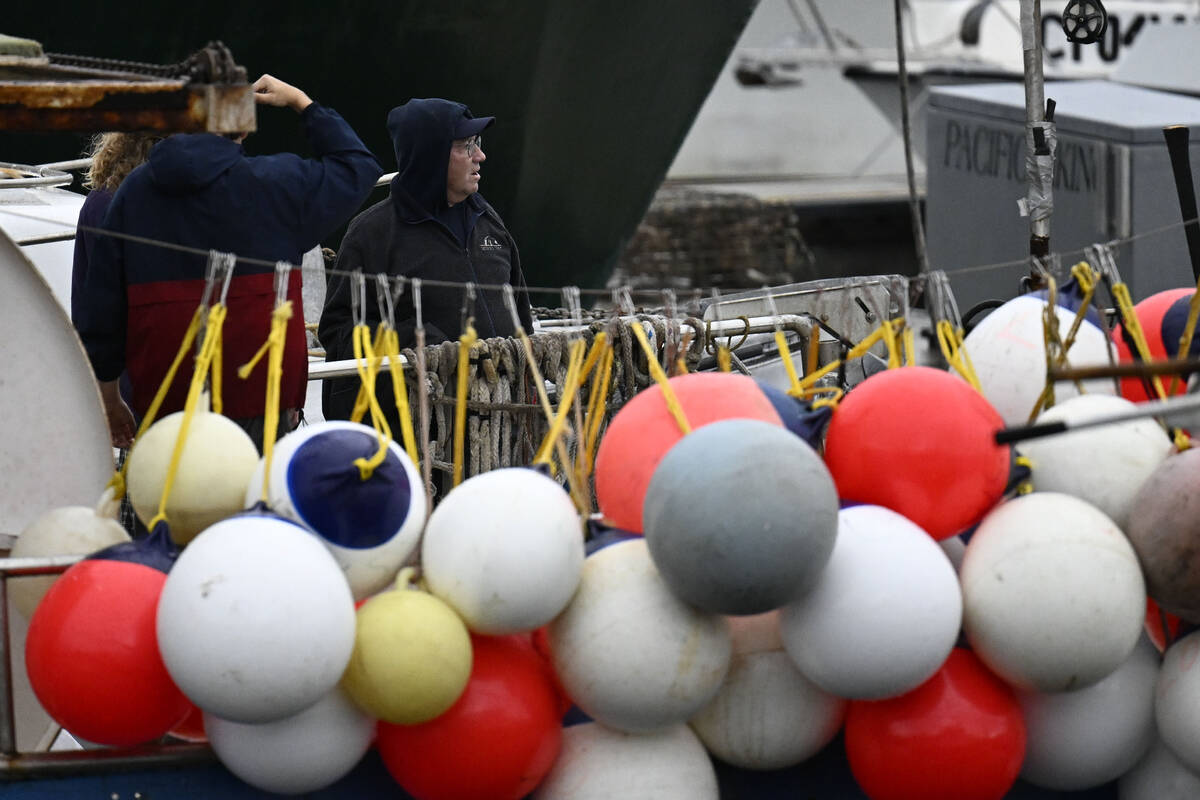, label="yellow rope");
[351,324,392,480]
[1029,276,1064,421]
[382,328,420,466]
[630,322,691,434]
[534,338,588,466]
[513,328,587,507]
[349,324,388,425]
[108,305,206,500]
[1169,275,1200,396]
[1105,280,1191,450]
[774,329,805,398]
[936,320,983,393]
[452,323,478,488]
[1014,455,1034,495]
[902,325,916,367]
[807,327,821,375]
[880,318,902,369]
[717,345,732,373]
[210,325,224,415]
[147,303,227,531]
[581,339,614,479]
[1112,281,1169,401]
[237,301,292,503]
